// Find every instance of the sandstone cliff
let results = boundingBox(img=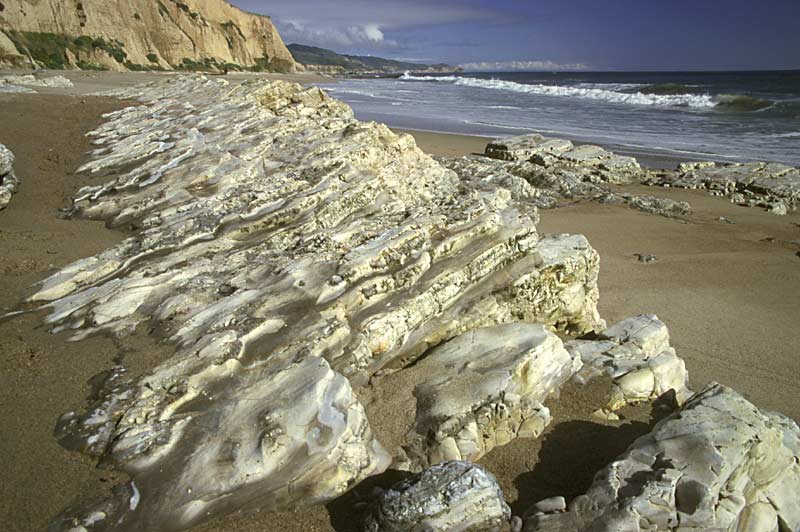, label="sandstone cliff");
[0,0,300,72]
